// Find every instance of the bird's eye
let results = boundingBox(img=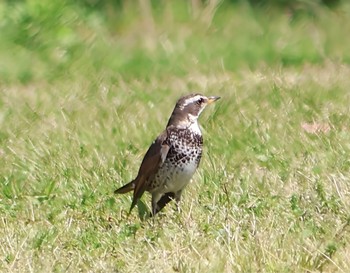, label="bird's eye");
[197,98,204,104]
